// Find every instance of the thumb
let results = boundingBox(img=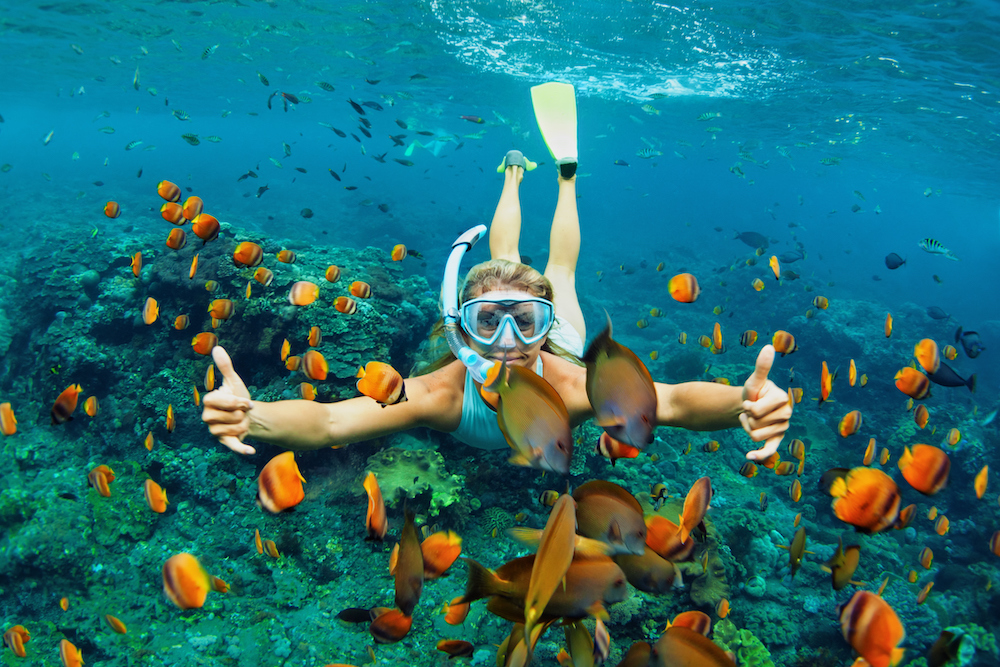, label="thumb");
[212,346,251,400]
[746,433,784,462]
[744,344,775,402]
